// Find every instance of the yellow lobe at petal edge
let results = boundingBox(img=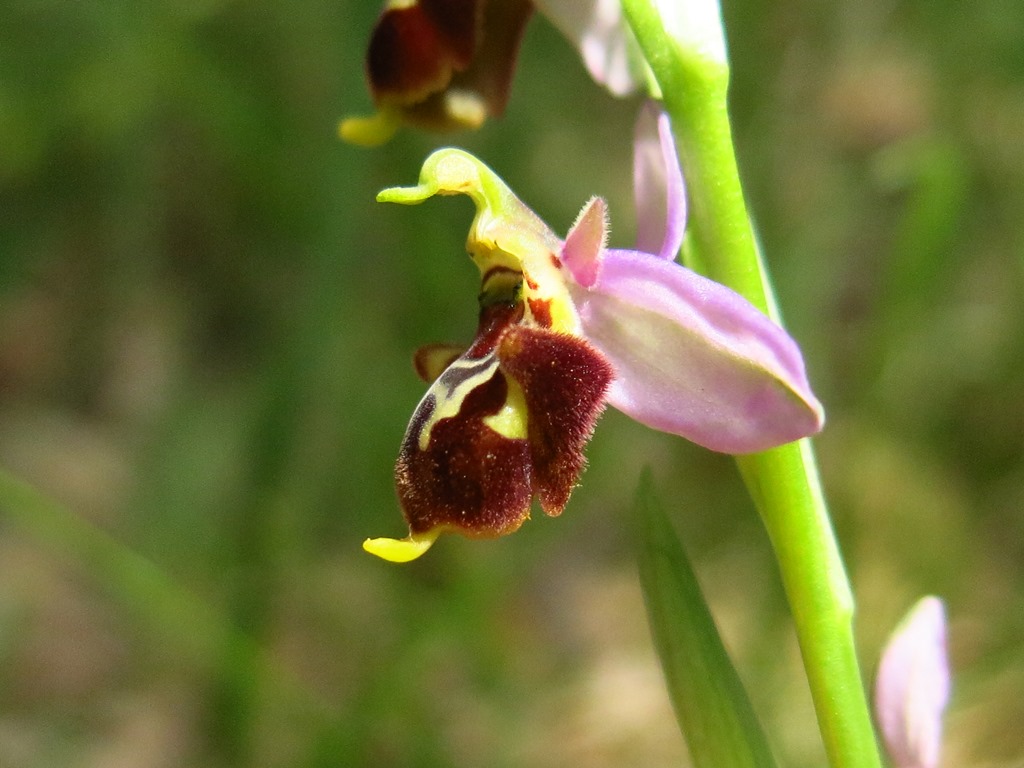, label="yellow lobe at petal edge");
[363,529,440,562]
